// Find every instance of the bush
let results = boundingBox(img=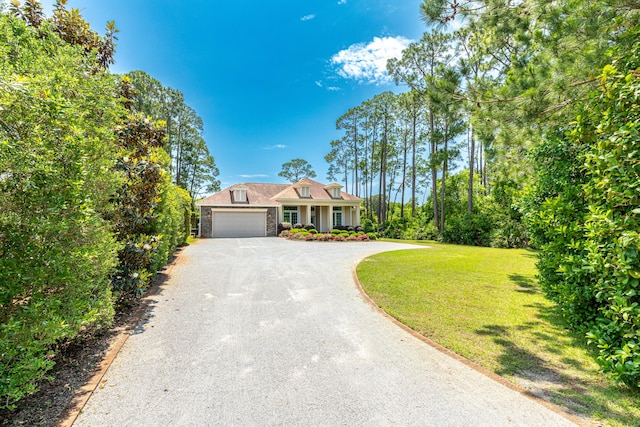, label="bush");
[279,230,290,238]
[304,223,315,230]
[308,229,318,234]
[278,222,292,233]
[527,41,640,387]
[367,232,378,240]
[331,229,341,235]
[0,16,123,408]
[293,223,303,229]
[317,233,332,241]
